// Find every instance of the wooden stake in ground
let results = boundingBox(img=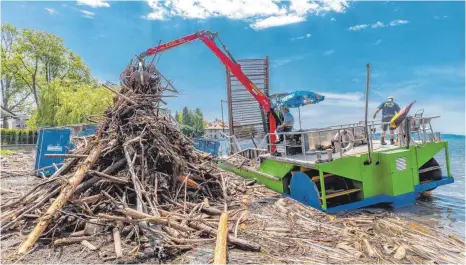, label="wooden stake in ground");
[214,211,230,264]
[17,143,105,255]
[113,227,123,258]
